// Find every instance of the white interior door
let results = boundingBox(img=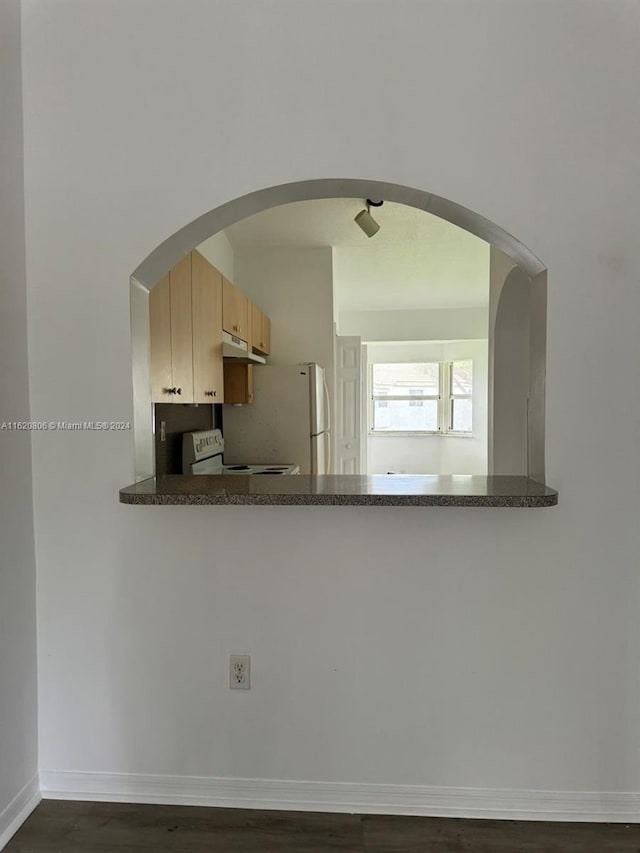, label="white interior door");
[334,334,361,474]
